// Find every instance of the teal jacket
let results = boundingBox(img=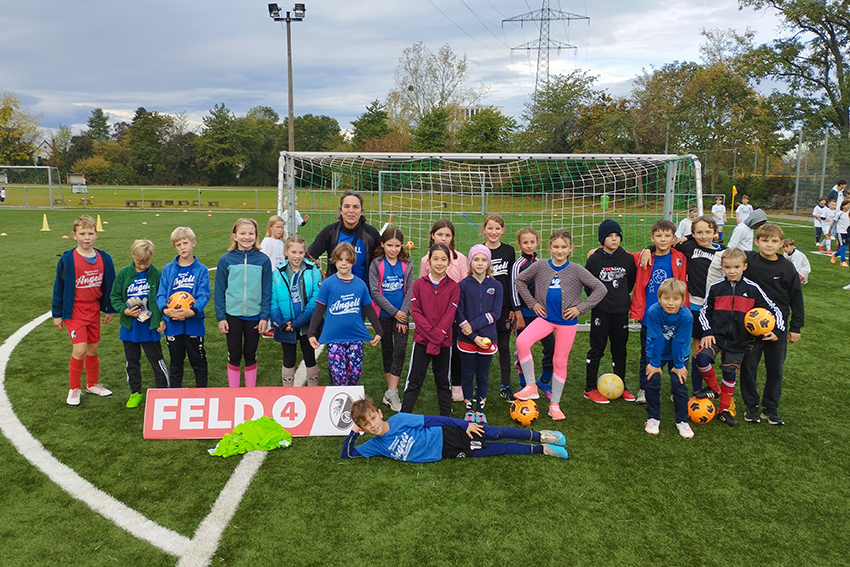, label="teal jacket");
[110,264,164,331]
[215,248,272,321]
[270,257,322,343]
